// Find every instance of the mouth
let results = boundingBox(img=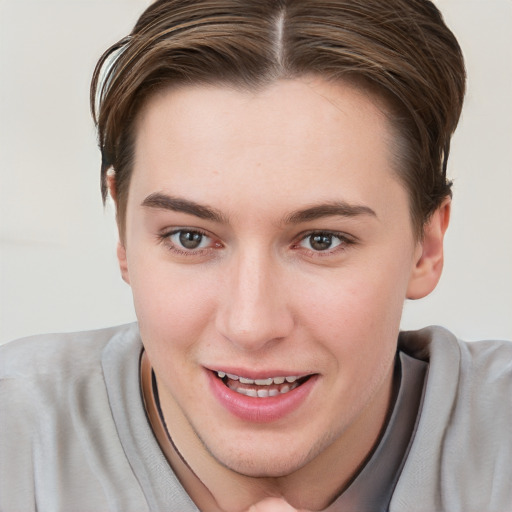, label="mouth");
[208,368,318,423]
[214,371,314,398]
